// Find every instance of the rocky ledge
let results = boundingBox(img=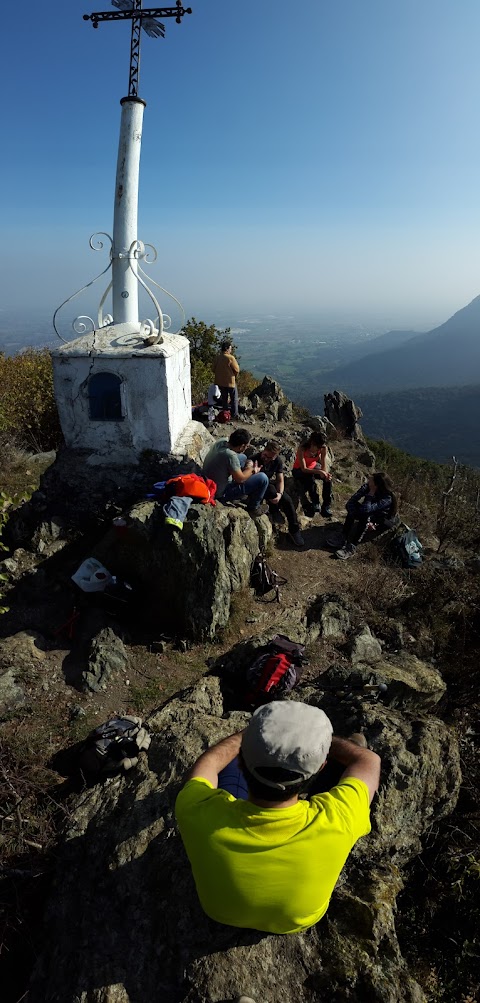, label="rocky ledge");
[29,628,460,1003]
